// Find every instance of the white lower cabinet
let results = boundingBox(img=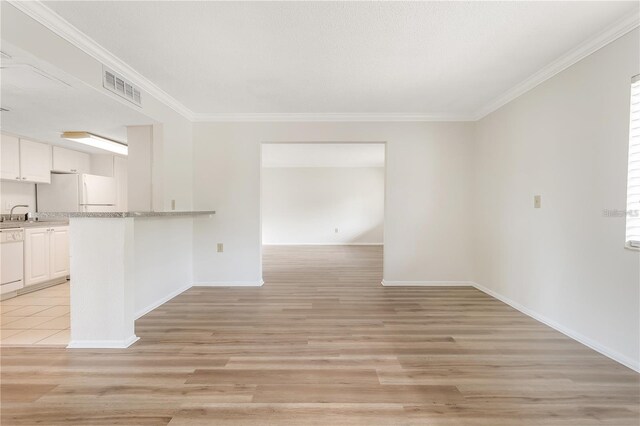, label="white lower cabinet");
[49,227,70,280]
[24,228,49,286]
[24,226,69,287]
